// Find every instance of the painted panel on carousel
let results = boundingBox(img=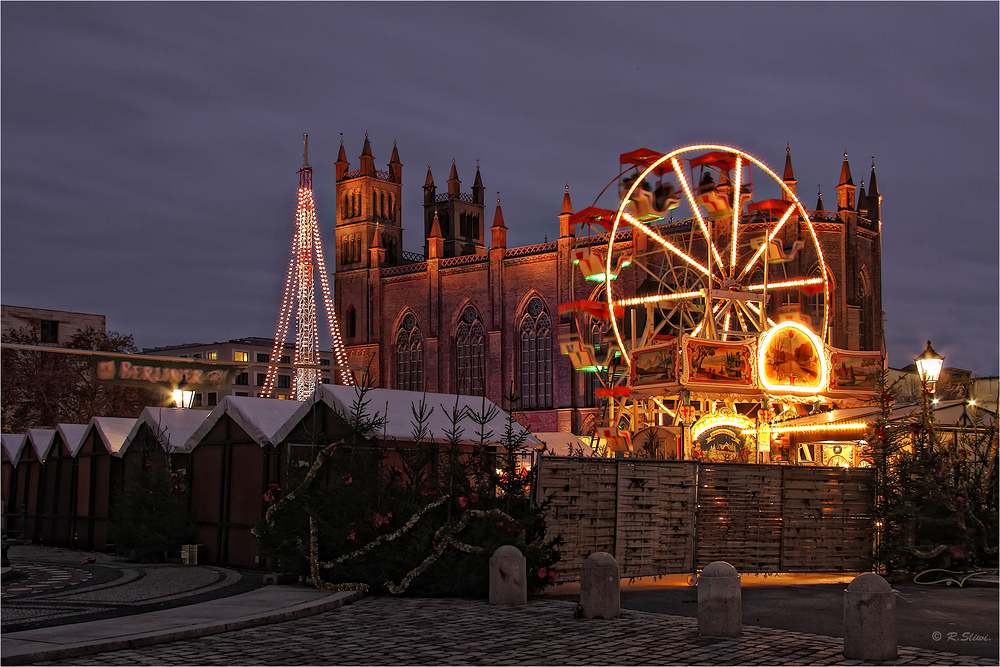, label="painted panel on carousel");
[691,409,755,463]
[681,335,756,392]
[757,321,827,395]
[630,341,680,389]
[827,348,882,396]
